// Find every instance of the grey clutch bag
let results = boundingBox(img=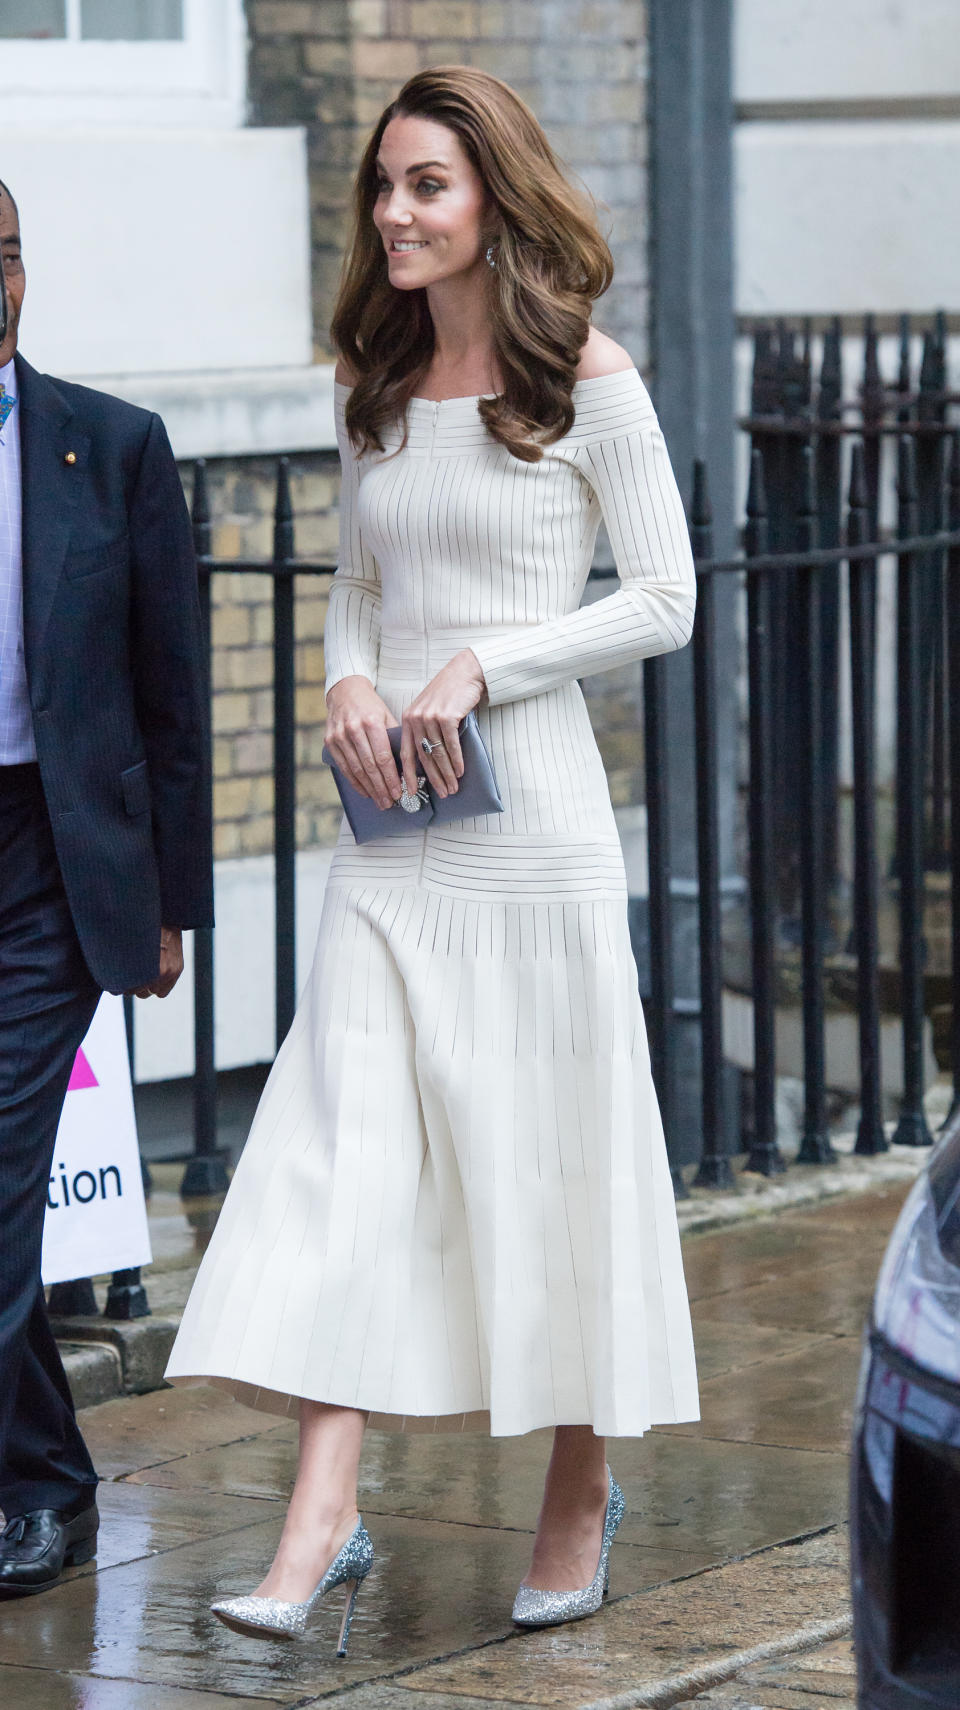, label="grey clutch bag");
[322,710,503,843]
